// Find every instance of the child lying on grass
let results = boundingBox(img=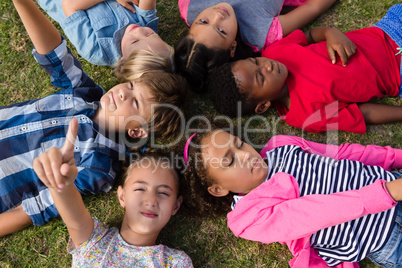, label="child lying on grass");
[208,4,402,134]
